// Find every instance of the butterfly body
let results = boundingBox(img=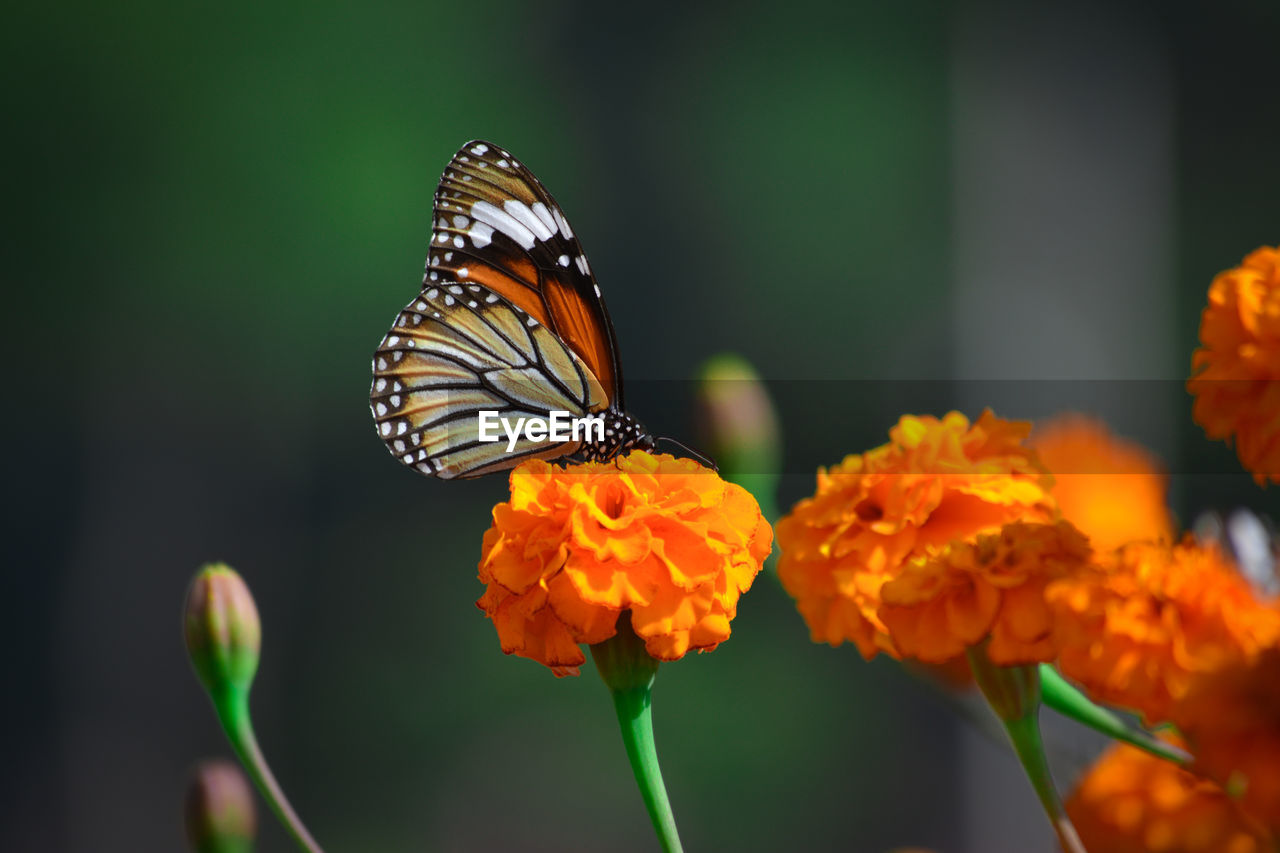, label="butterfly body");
[370,140,654,480]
